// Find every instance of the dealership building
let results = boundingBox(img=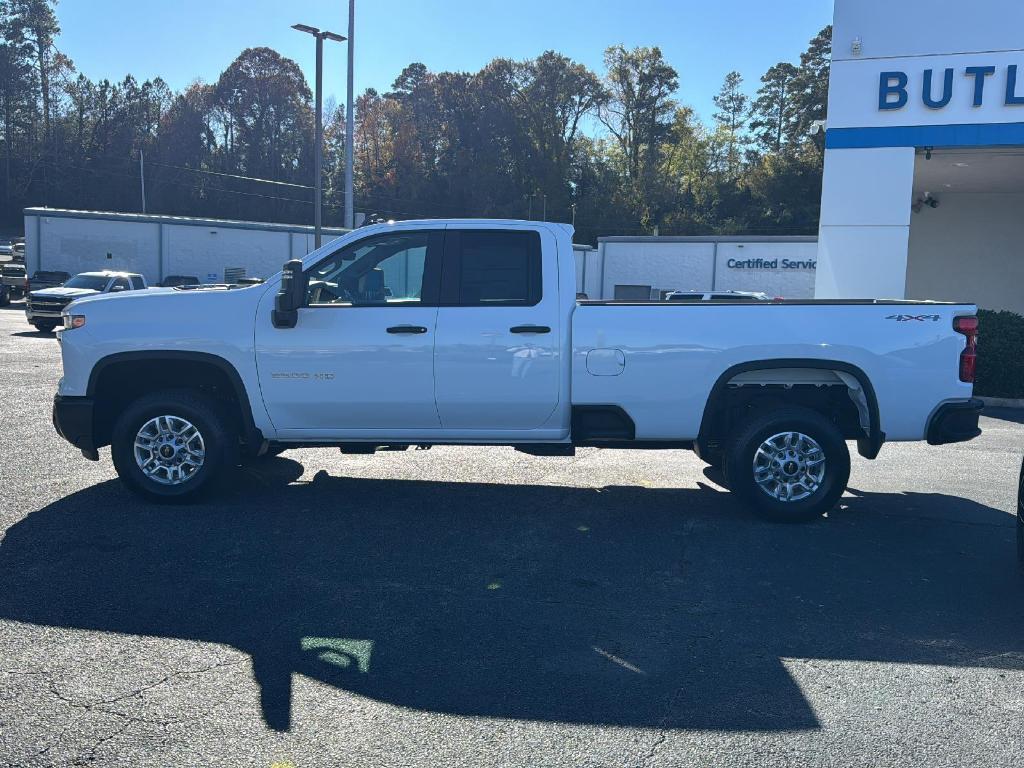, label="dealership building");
[817,0,1024,313]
